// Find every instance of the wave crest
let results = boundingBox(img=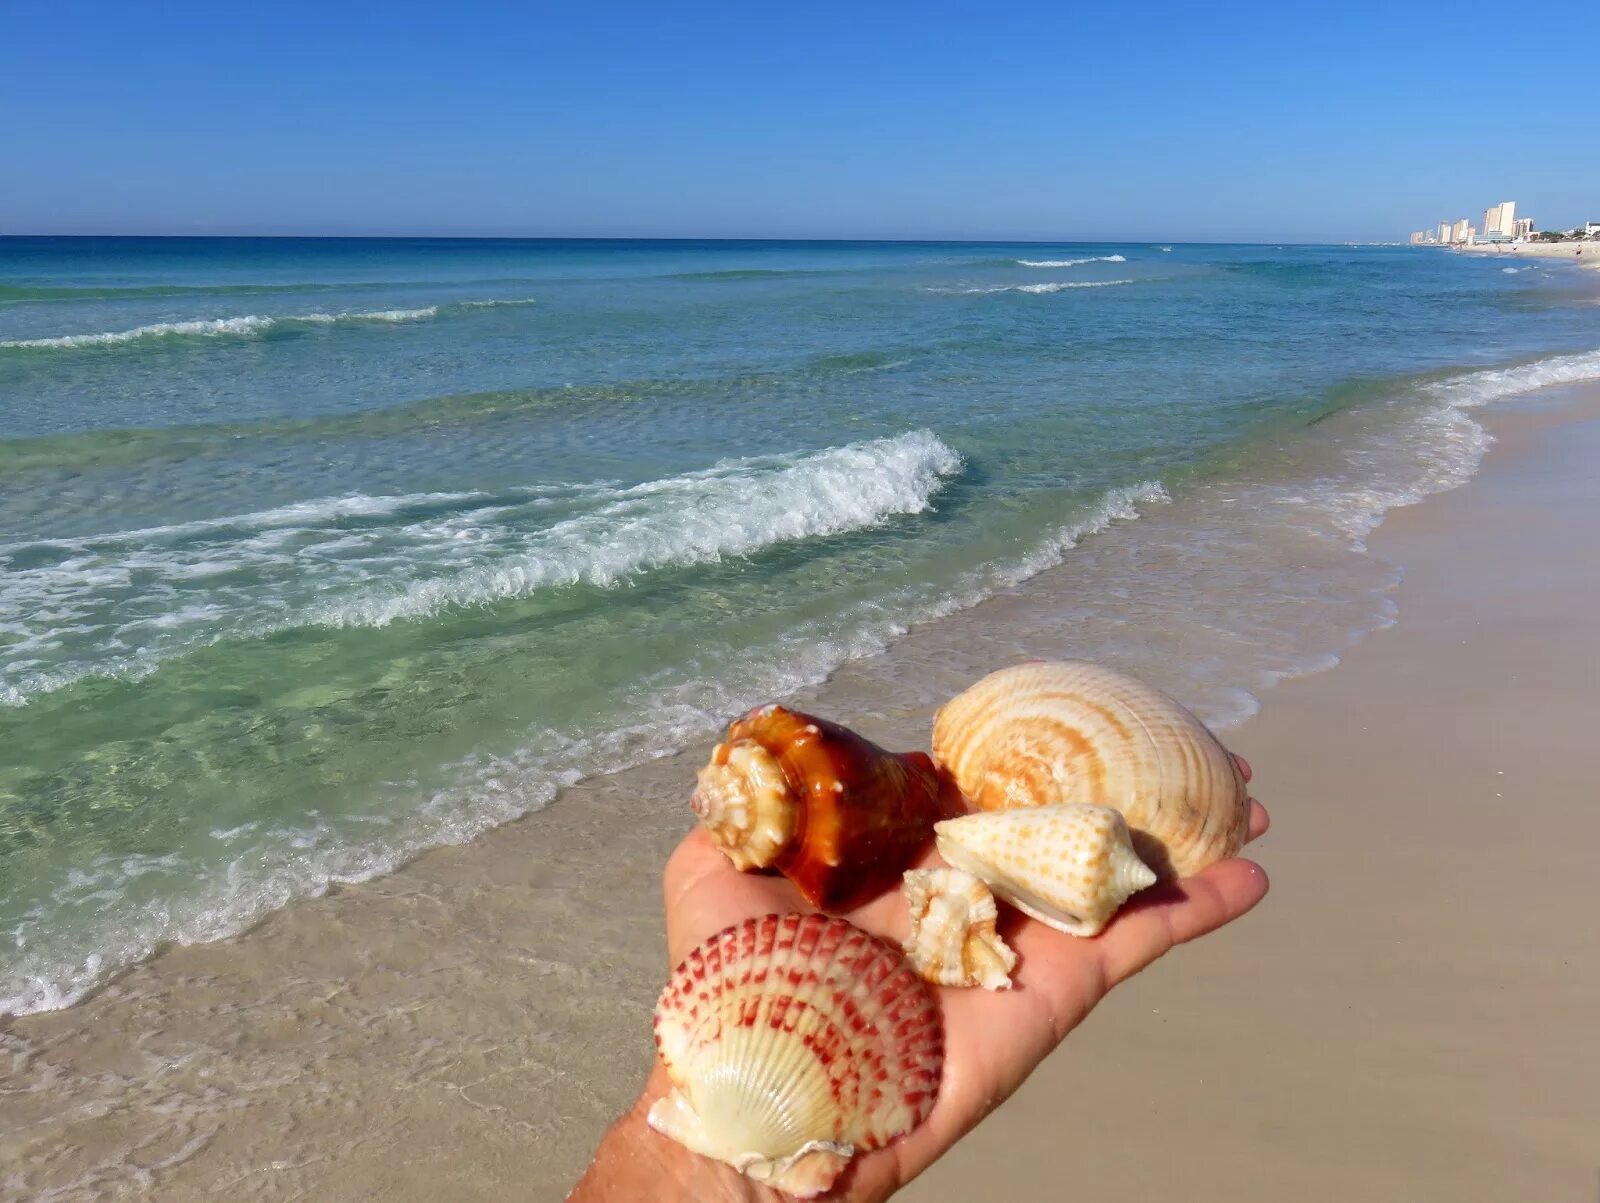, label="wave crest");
[937,279,1136,295]
[0,432,964,704]
[1427,348,1600,407]
[0,307,440,350]
[1016,254,1127,267]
